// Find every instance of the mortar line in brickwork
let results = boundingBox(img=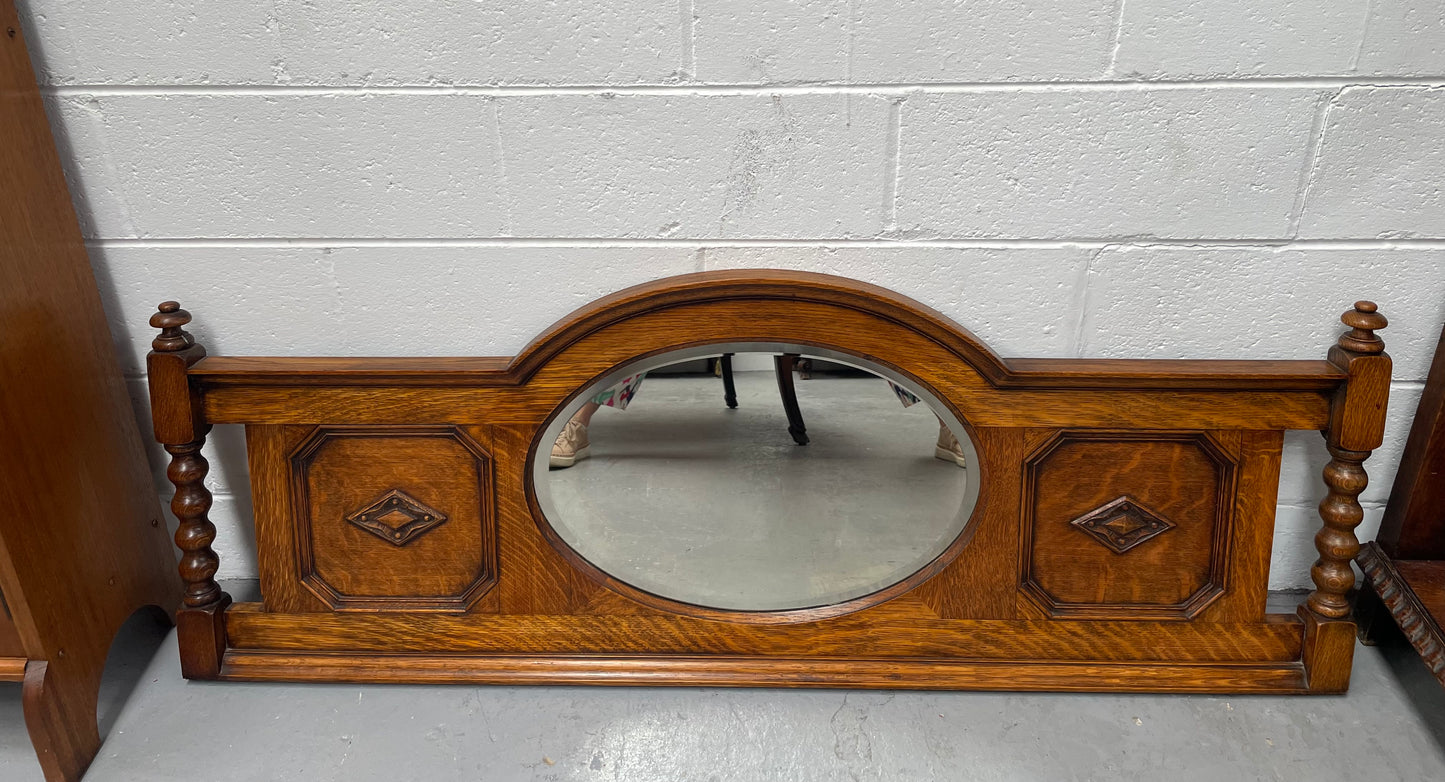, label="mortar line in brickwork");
[1287,88,1346,238]
[1349,0,1378,72]
[41,77,1445,98]
[678,0,696,81]
[87,237,1445,250]
[881,98,903,232]
[1069,246,1107,357]
[1104,0,1129,78]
